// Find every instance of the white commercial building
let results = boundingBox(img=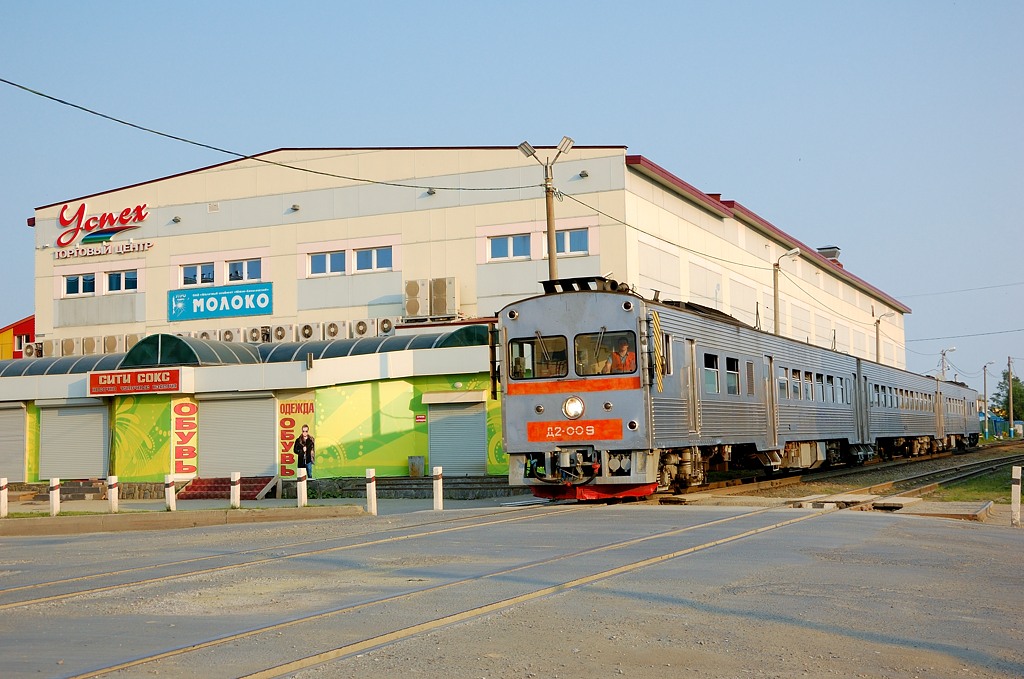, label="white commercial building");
[29,146,908,365]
